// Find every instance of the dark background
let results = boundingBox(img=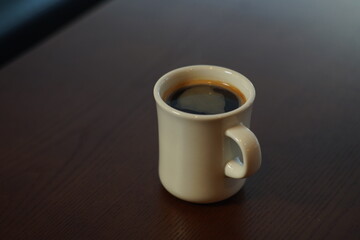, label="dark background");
[0,0,106,67]
[0,0,359,239]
